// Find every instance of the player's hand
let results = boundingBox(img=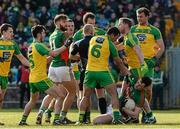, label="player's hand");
[146,56,158,68]
[121,68,131,76]
[141,62,148,76]
[64,37,73,48]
